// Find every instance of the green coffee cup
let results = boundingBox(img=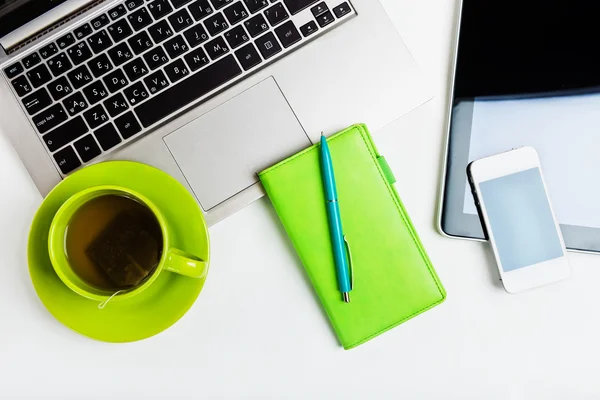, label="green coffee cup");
[48,185,208,303]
